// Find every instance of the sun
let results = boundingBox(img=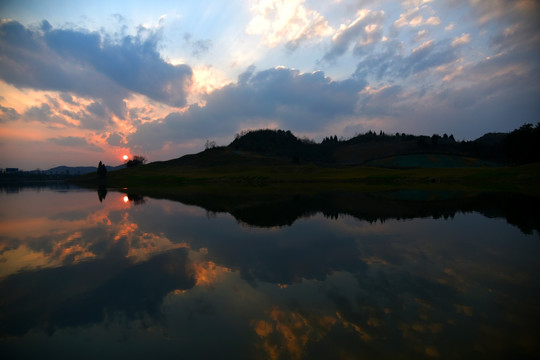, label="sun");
[122,155,129,161]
